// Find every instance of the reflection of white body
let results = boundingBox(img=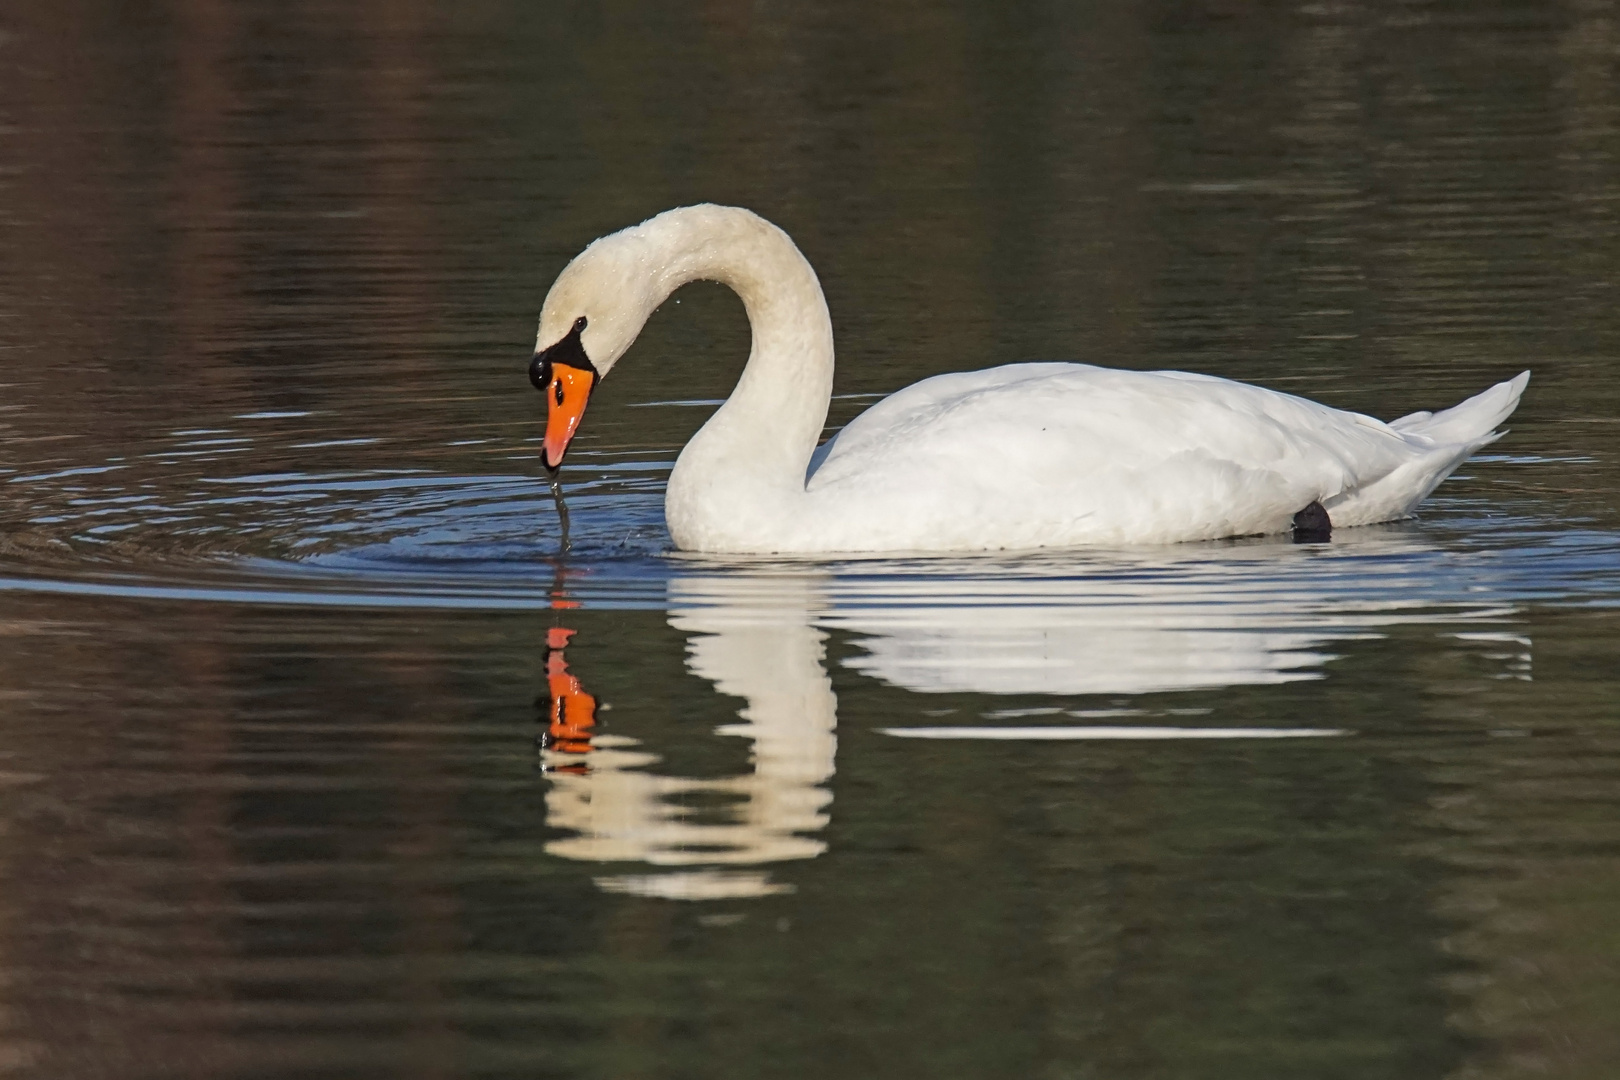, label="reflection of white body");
[835,591,1334,696]
[833,574,1378,696]
[535,204,1529,552]
[544,543,1528,898]
[828,539,1521,696]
